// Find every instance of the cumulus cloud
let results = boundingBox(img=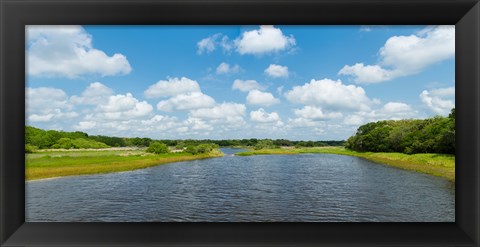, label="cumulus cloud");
[144,77,201,98]
[156,92,216,111]
[293,106,342,120]
[27,25,132,78]
[250,108,281,123]
[197,33,221,54]
[344,102,418,126]
[286,117,319,128]
[338,63,393,84]
[235,25,296,55]
[184,117,214,131]
[339,26,455,84]
[74,121,97,131]
[70,82,113,105]
[265,64,289,78]
[216,62,241,74]
[189,102,246,119]
[80,114,182,137]
[246,90,280,106]
[197,26,295,56]
[284,78,372,111]
[232,79,264,92]
[420,86,455,115]
[96,93,153,120]
[26,87,78,122]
